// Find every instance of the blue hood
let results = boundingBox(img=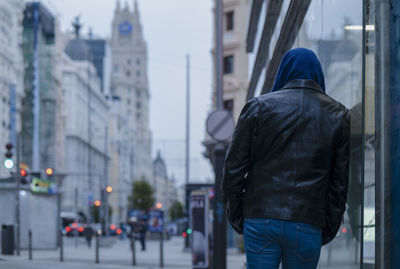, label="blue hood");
[271,48,325,92]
